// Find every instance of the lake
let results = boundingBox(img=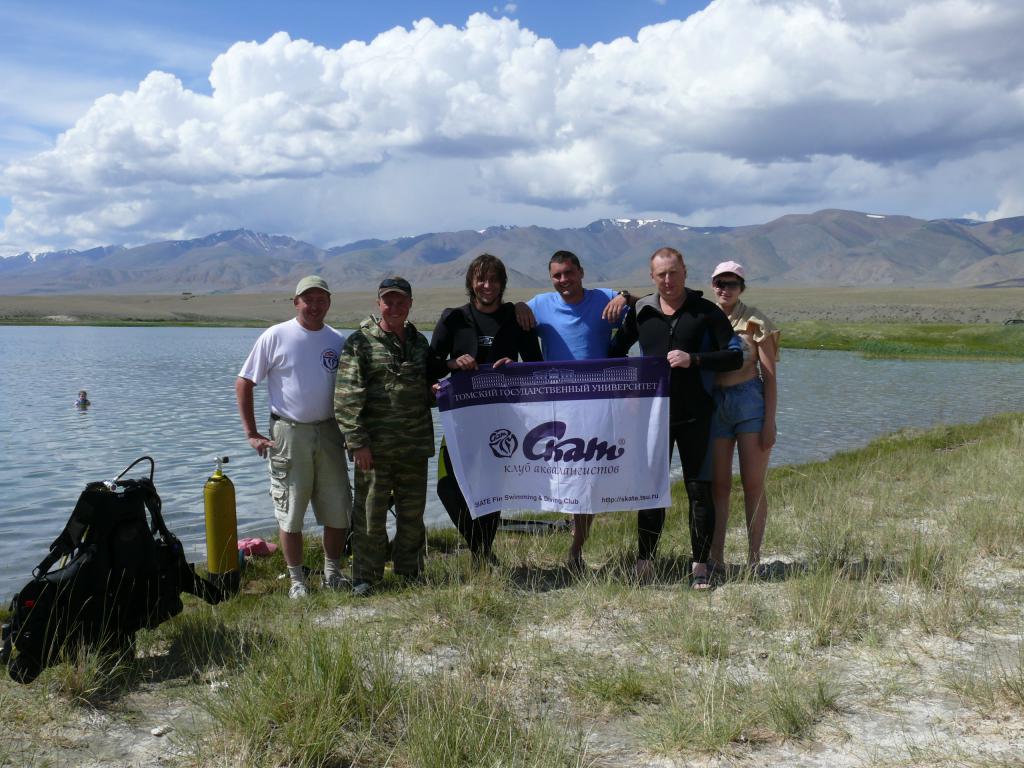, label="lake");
[1,325,1021,598]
